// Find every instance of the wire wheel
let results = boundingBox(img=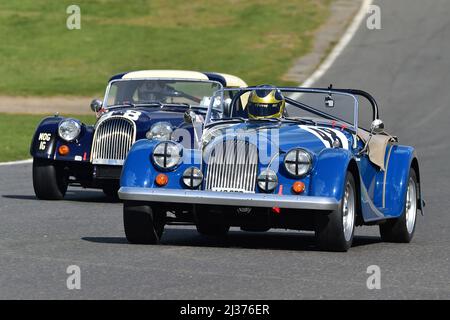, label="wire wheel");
[342,180,356,242]
[405,177,417,234]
